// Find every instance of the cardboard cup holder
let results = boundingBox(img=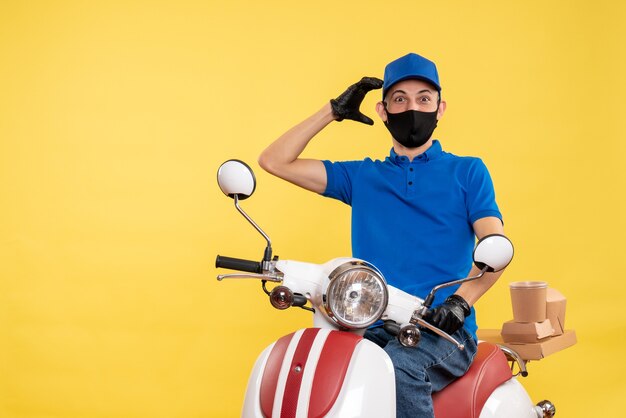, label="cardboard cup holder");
[496,282,574,359]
